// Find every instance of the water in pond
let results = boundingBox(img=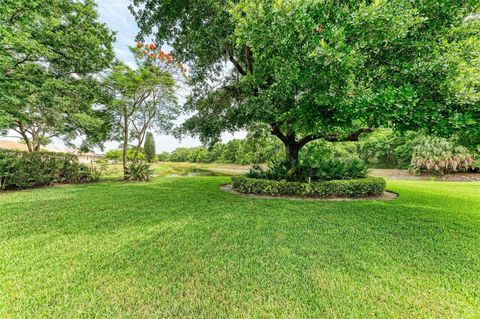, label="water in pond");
[166,168,229,177]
